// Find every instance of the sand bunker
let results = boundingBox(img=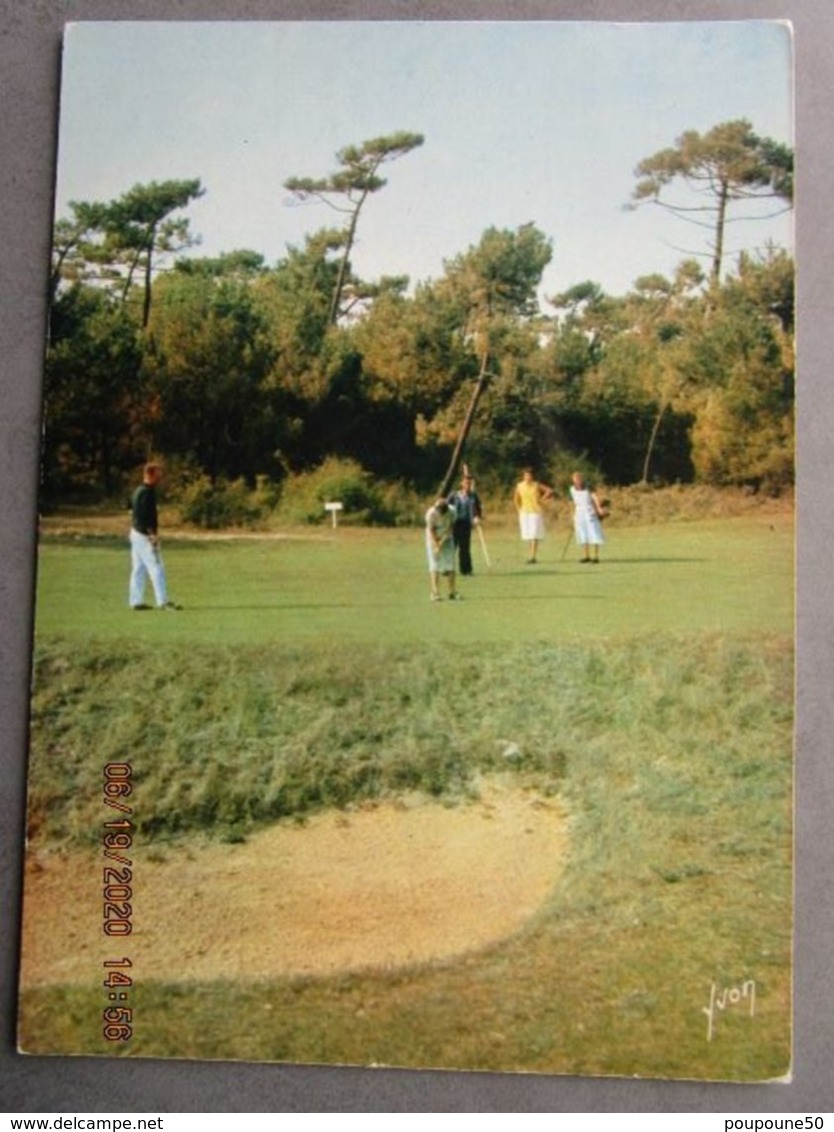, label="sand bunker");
[21,780,569,984]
